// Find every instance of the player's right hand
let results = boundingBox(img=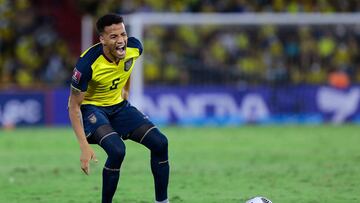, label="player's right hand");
[80,147,98,175]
